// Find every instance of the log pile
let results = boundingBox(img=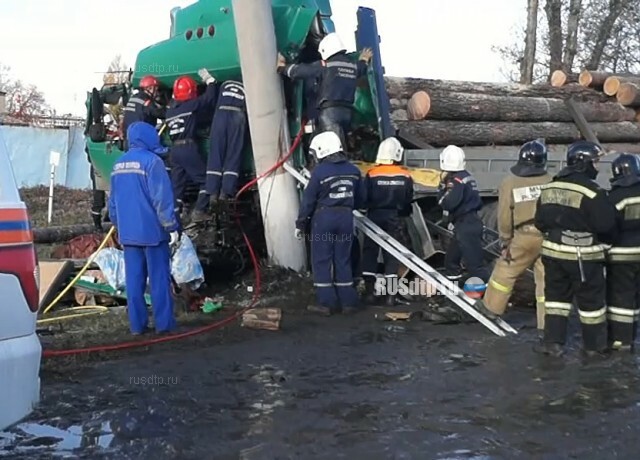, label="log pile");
[386,73,640,148]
